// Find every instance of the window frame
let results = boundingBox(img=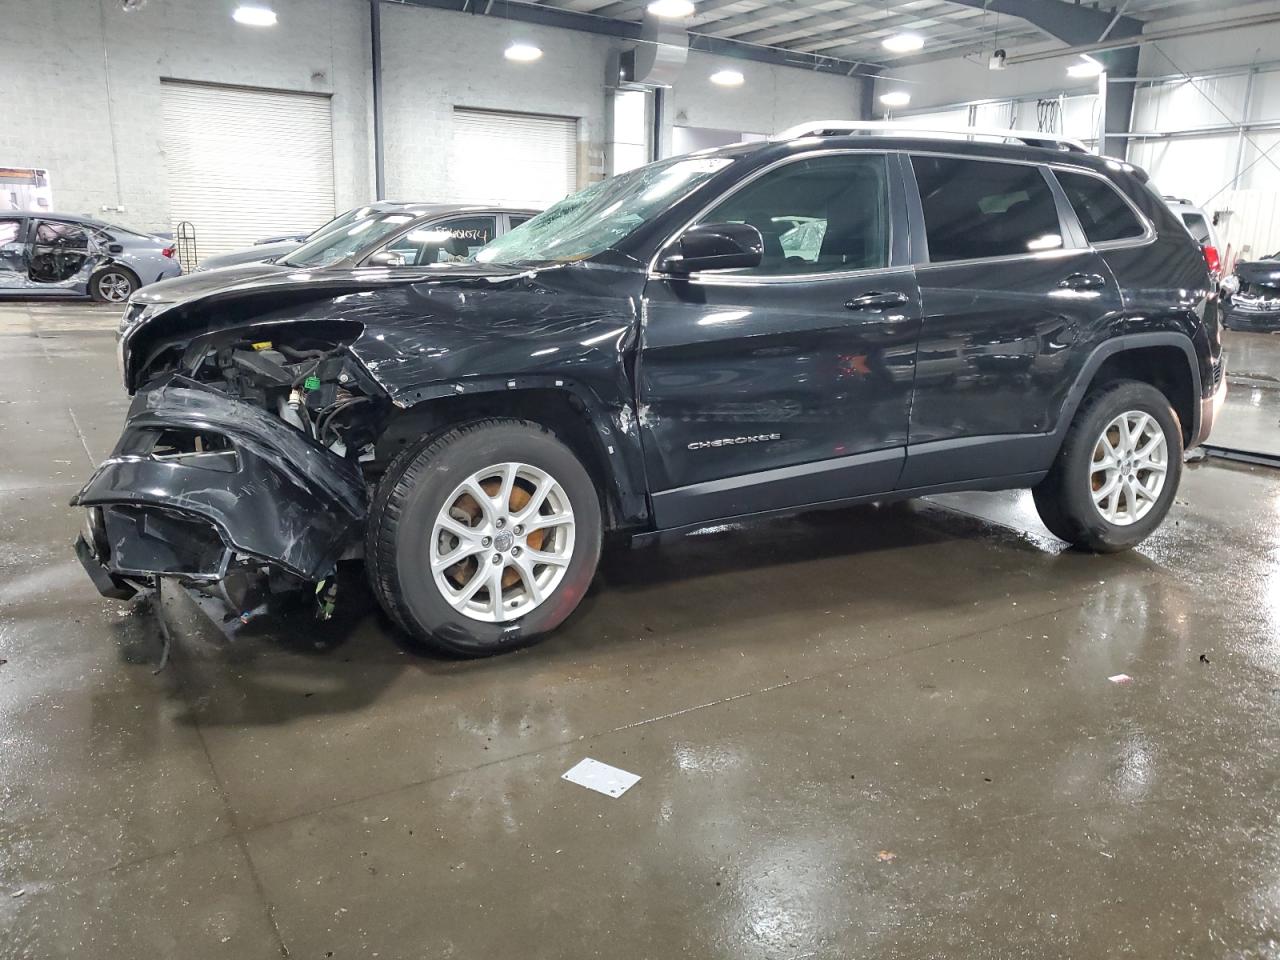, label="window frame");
[1048,166,1156,251]
[647,148,910,285]
[906,152,1082,268]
